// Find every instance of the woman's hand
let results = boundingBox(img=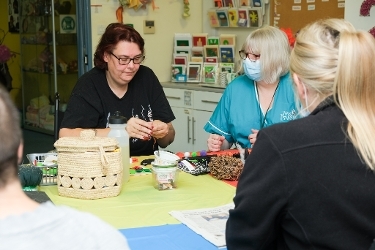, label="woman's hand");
[151,120,169,139]
[207,134,226,152]
[126,117,152,140]
[248,129,259,145]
